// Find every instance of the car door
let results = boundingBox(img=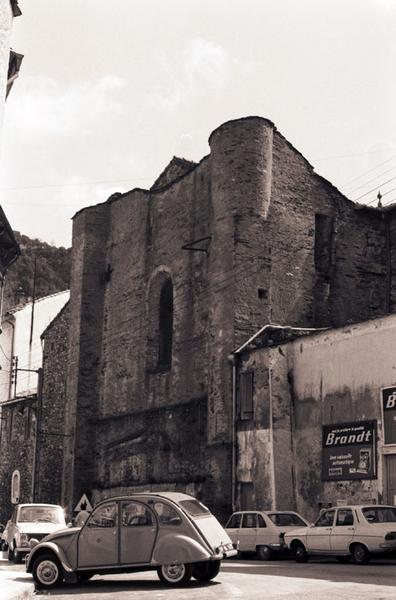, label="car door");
[78,501,118,567]
[120,500,157,564]
[225,513,242,546]
[330,508,355,553]
[306,509,335,552]
[238,513,259,552]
